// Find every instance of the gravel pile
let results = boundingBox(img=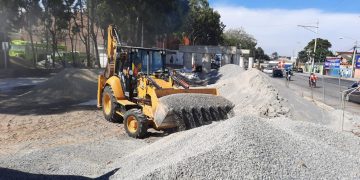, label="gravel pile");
[20,68,99,104]
[217,64,245,79]
[109,115,360,179]
[108,65,360,179]
[211,65,289,117]
[154,93,234,129]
